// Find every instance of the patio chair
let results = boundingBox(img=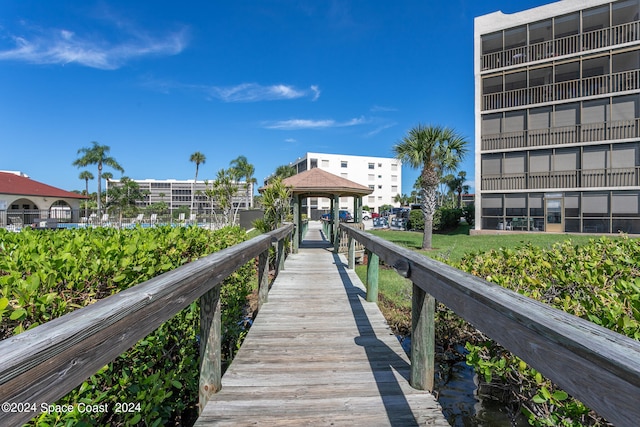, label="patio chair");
[178,213,186,223]
[150,213,158,226]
